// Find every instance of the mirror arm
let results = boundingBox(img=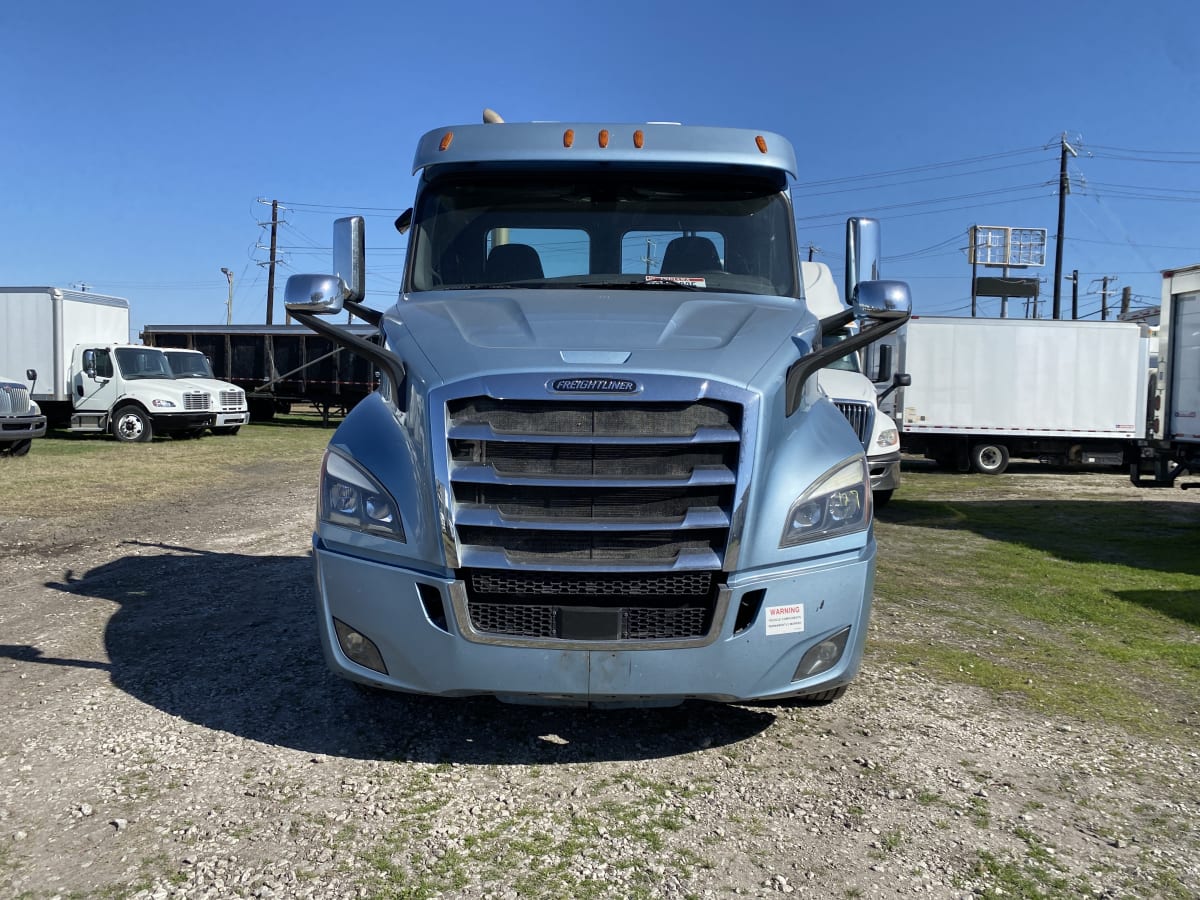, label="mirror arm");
[290,310,406,404]
[786,315,909,416]
[819,308,855,337]
[344,299,382,327]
